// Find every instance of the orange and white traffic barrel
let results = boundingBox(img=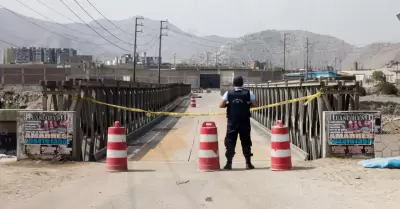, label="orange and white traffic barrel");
[106,121,128,171]
[198,121,220,171]
[190,95,196,107]
[270,120,292,171]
